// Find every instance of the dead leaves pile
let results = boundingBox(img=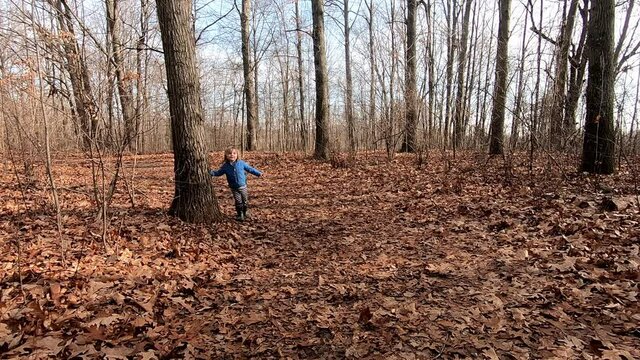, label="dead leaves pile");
[1,152,639,359]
